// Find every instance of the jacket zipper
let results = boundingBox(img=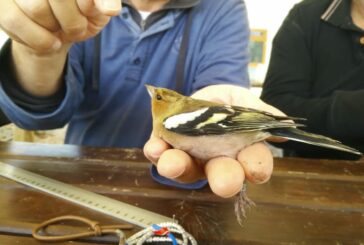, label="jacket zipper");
[141,19,146,31]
